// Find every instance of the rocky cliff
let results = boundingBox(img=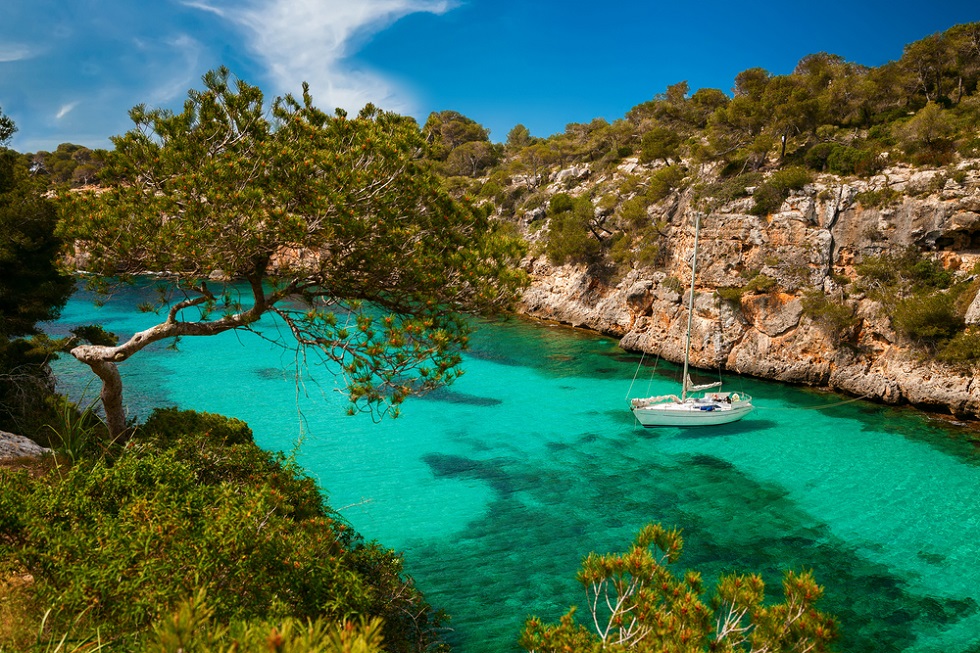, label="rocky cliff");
[513,159,980,418]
